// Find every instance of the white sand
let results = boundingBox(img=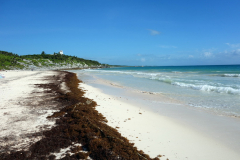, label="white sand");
[0,70,93,159]
[2,70,240,160]
[0,70,65,151]
[80,80,240,160]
